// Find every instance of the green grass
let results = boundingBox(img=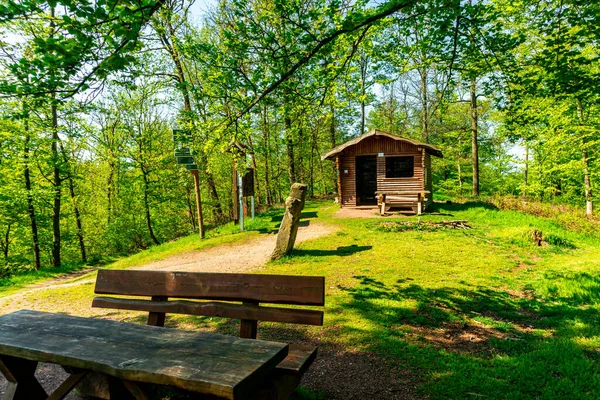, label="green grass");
[0,263,88,297]
[3,199,600,399]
